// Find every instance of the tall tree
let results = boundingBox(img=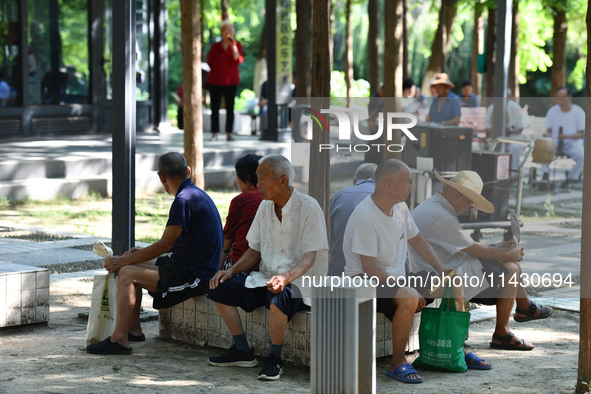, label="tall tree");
[402,0,410,80]
[576,5,591,392]
[485,5,496,98]
[367,0,380,94]
[180,0,204,188]
[384,0,403,98]
[344,0,353,106]
[383,0,403,161]
[550,3,567,94]
[508,0,519,97]
[472,3,484,95]
[221,0,229,20]
[421,0,460,94]
[295,0,312,98]
[310,0,331,224]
